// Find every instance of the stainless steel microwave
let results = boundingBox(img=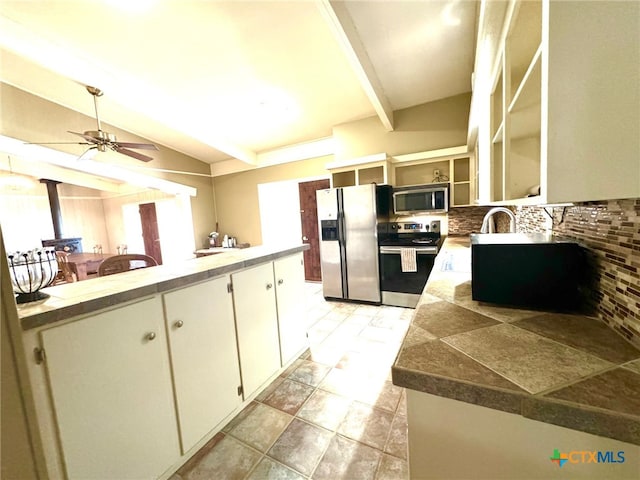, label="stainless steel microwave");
[393,184,448,215]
